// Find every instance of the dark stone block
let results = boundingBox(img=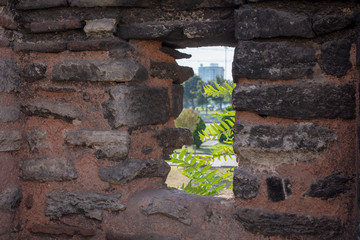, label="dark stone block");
[266,176,291,202]
[102,86,170,128]
[233,41,317,80]
[23,62,47,82]
[0,106,19,123]
[321,39,352,77]
[235,8,314,40]
[27,129,47,153]
[0,188,22,212]
[161,0,235,11]
[0,59,20,93]
[150,61,194,84]
[53,60,147,82]
[67,38,132,52]
[98,159,170,184]
[235,208,342,238]
[20,158,77,182]
[303,171,354,200]
[233,122,336,165]
[357,36,360,66]
[160,47,191,59]
[171,84,184,118]
[29,224,96,237]
[13,41,67,53]
[0,14,18,30]
[0,130,23,152]
[233,169,259,200]
[16,0,67,9]
[312,14,353,36]
[68,0,156,7]
[22,100,83,123]
[232,82,356,119]
[30,20,83,33]
[155,127,193,158]
[37,86,76,93]
[45,191,126,221]
[106,231,180,240]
